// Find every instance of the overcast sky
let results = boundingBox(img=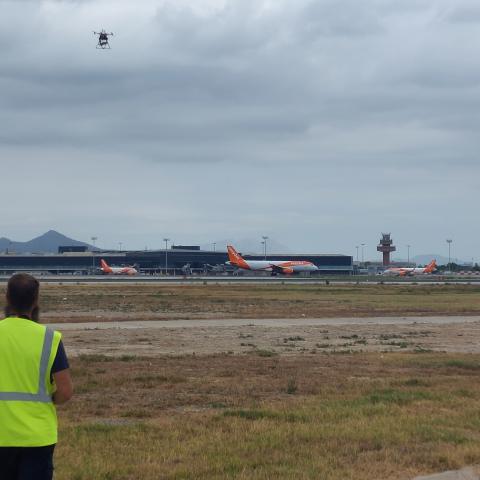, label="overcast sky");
[0,0,479,260]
